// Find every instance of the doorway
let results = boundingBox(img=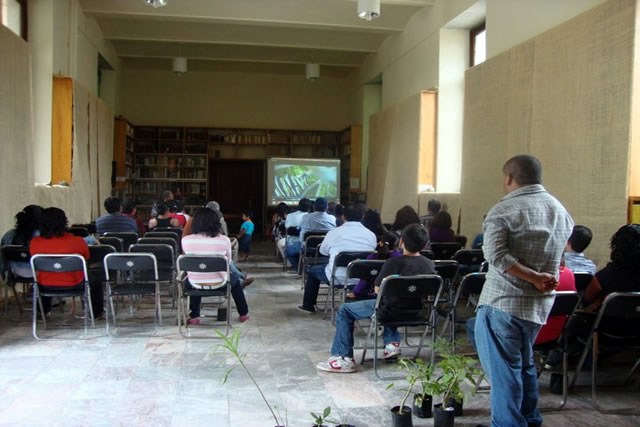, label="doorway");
[208,160,265,237]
